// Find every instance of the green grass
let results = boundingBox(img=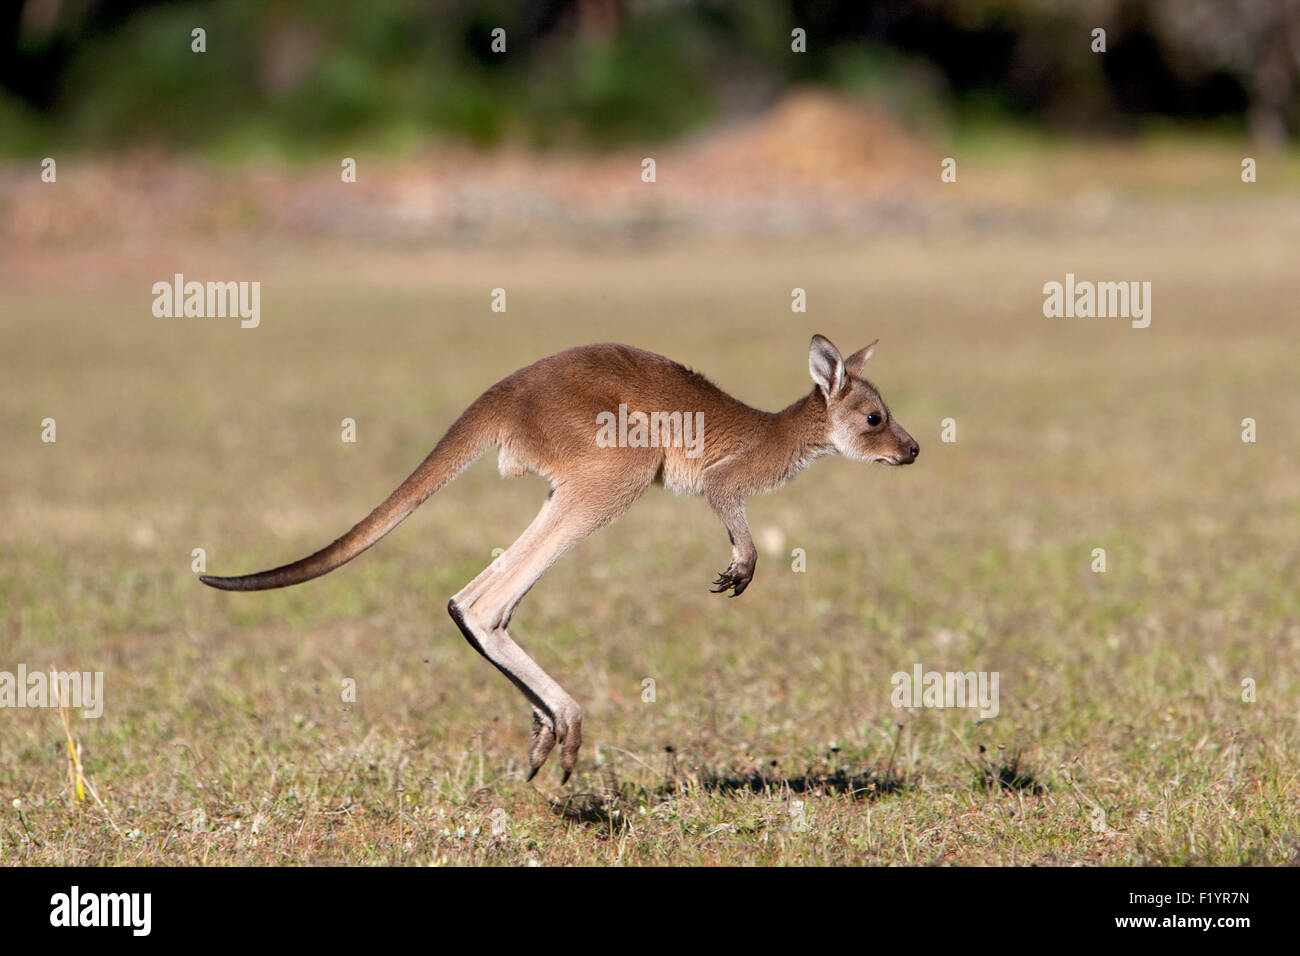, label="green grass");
[1,229,1298,865]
